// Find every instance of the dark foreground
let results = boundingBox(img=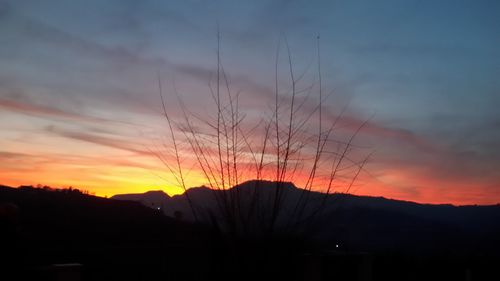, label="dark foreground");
[1,185,499,281]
